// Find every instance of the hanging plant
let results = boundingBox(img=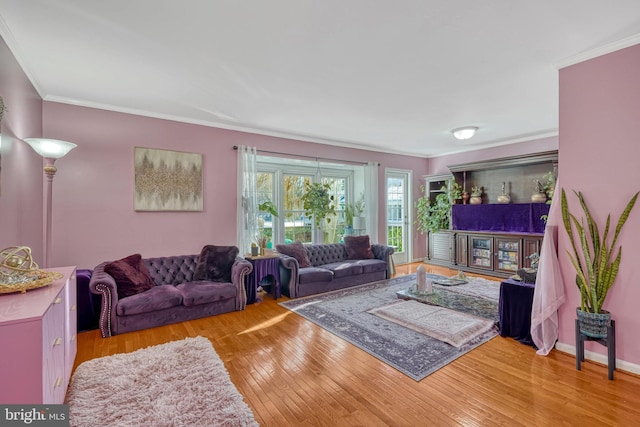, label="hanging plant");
[302,182,336,227]
[258,200,279,217]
